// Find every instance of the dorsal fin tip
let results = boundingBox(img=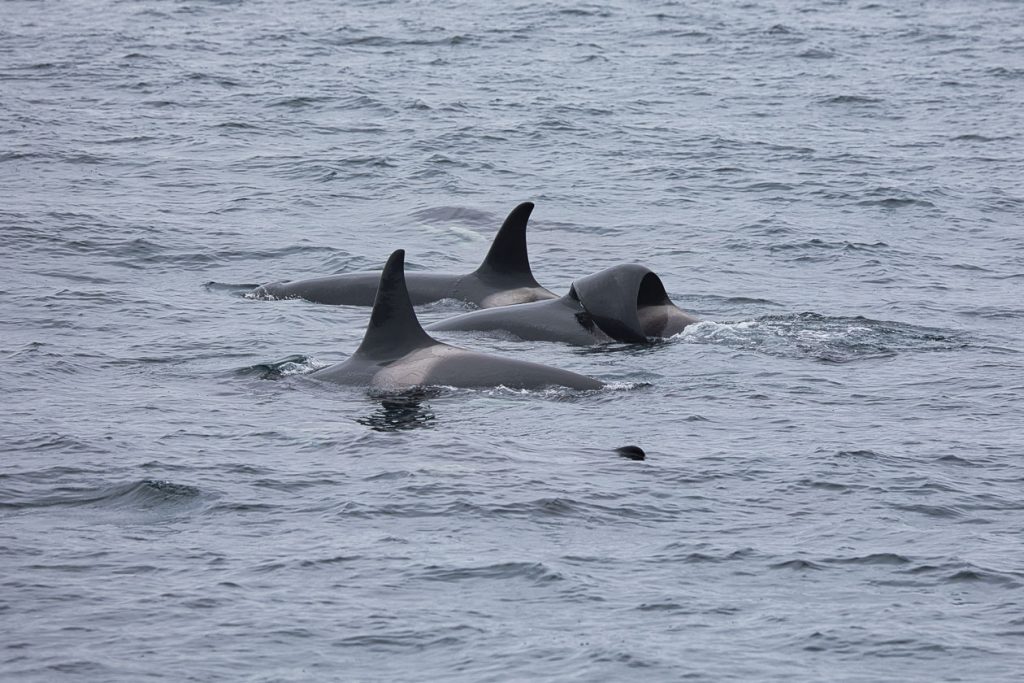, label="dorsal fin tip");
[355,249,435,359]
[475,201,539,282]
